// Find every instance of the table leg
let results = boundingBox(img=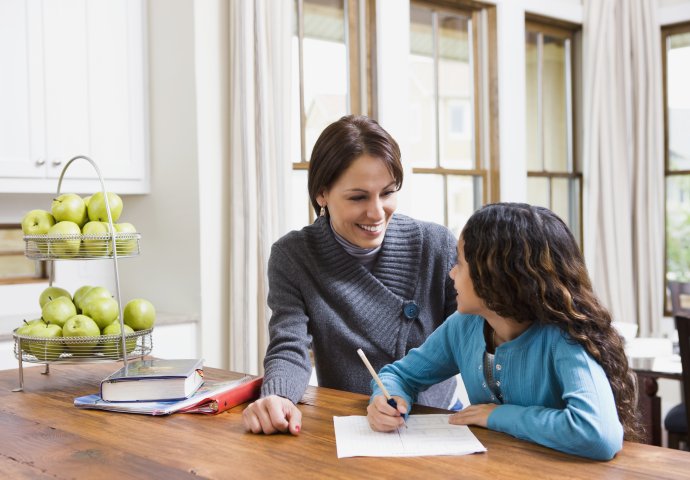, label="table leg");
[636,373,662,446]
